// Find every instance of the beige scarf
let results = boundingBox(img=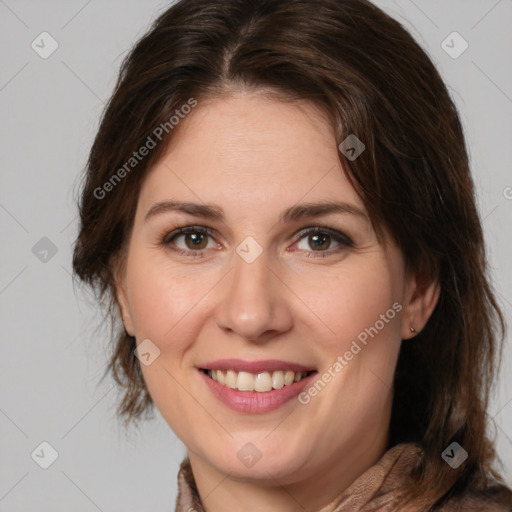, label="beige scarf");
[174,443,512,511]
